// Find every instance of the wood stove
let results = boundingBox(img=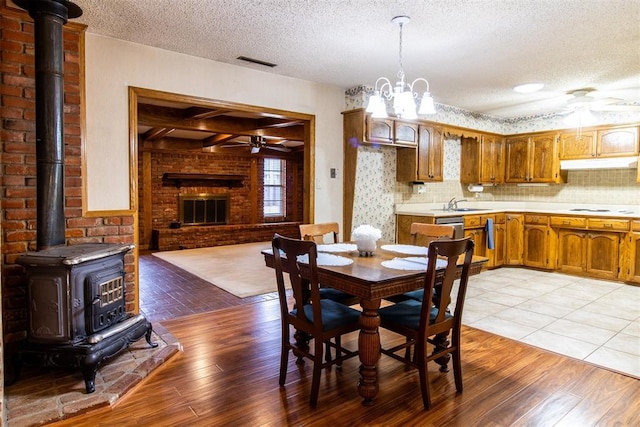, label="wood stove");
[10,0,157,394]
[15,244,157,393]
